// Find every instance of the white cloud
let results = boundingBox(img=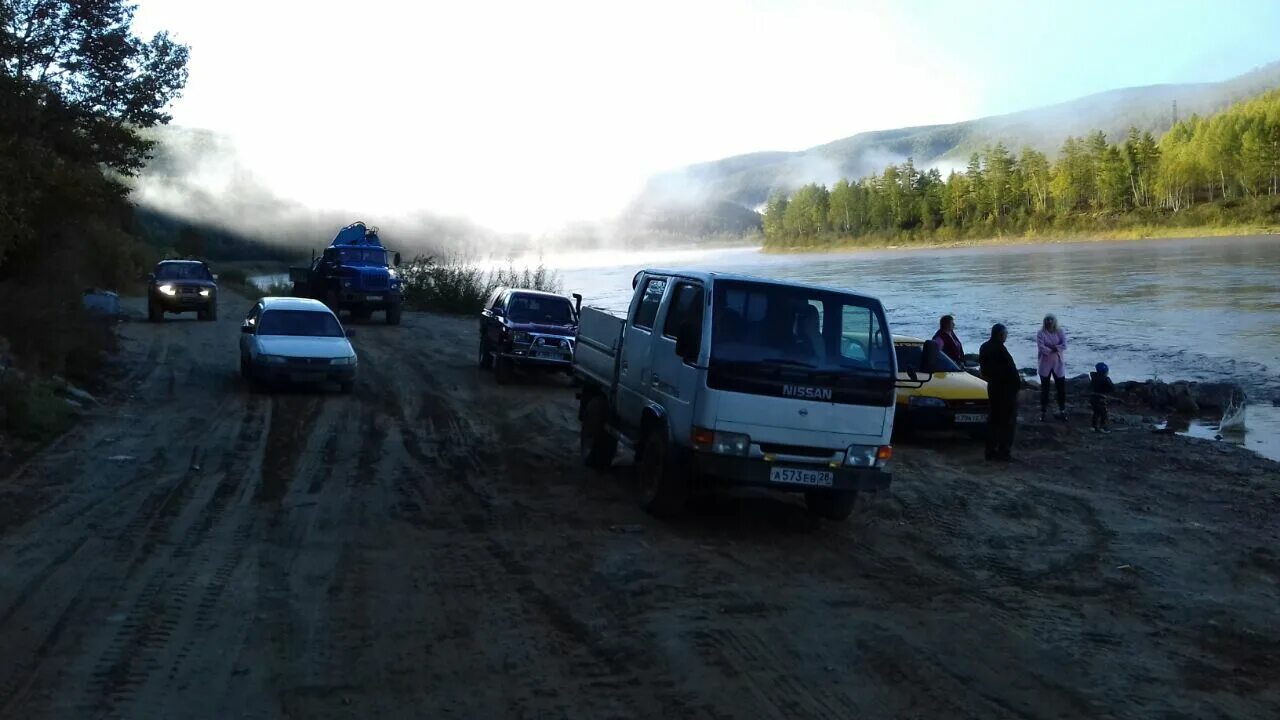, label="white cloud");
[133,0,980,232]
